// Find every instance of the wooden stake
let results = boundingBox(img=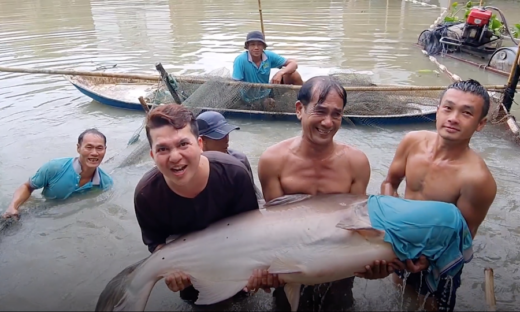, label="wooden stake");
[484,267,497,311]
[506,41,520,88]
[258,0,265,36]
[138,96,150,113]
